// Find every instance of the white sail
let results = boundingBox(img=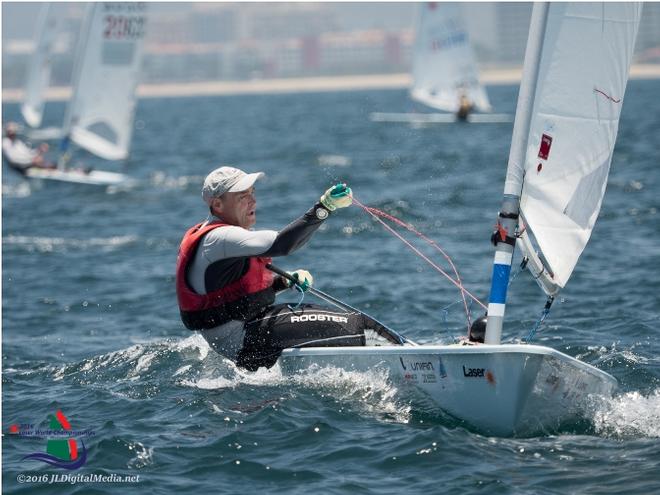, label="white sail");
[518,3,642,289]
[21,5,61,128]
[65,2,147,161]
[410,2,491,113]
